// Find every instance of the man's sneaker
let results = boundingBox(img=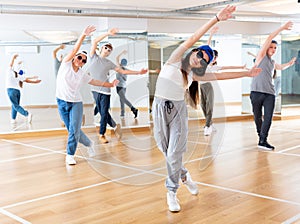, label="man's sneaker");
[11,119,16,124]
[167,191,181,212]
[114,124,122,140]
[120,115,125,119]
[258,141,275,151]
[99,135,109,144]
[204,126,212,136]
[132,108,138,119]
[27,113,32,124]
[87,141,95,157]
[66,155,76,165]
[182,172,199,195]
